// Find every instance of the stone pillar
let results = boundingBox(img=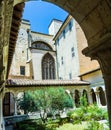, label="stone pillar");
[87,91,93,104]
[104,90,107,105]
[13,95,17,115]
[83,34,111,129]
[95,91,101,106]
[70,90,76,109]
